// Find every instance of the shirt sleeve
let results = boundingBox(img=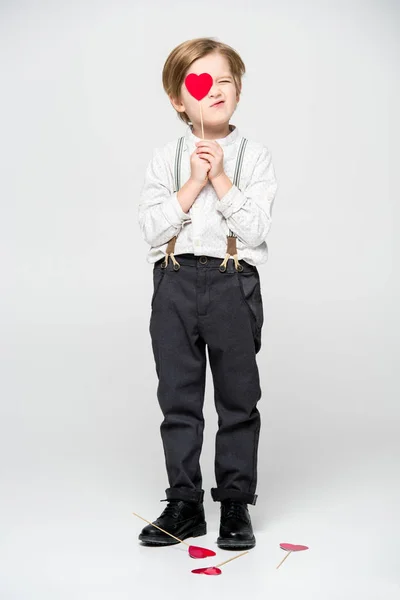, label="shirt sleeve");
[215,146,278,248]
[138,147,192,247]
